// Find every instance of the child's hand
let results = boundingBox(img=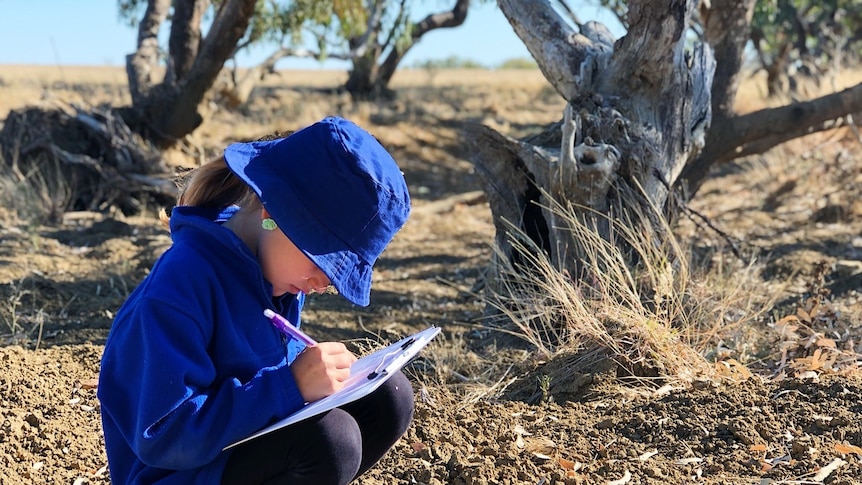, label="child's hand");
[290,342,357,402]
